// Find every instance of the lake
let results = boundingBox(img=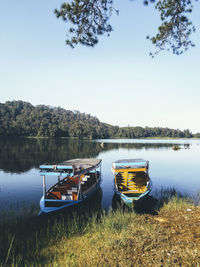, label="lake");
[0,137,200,212]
